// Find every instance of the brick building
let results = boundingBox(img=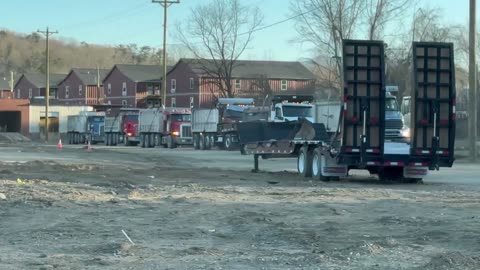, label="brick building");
[57,68,109,105]
[166,59,317,108]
